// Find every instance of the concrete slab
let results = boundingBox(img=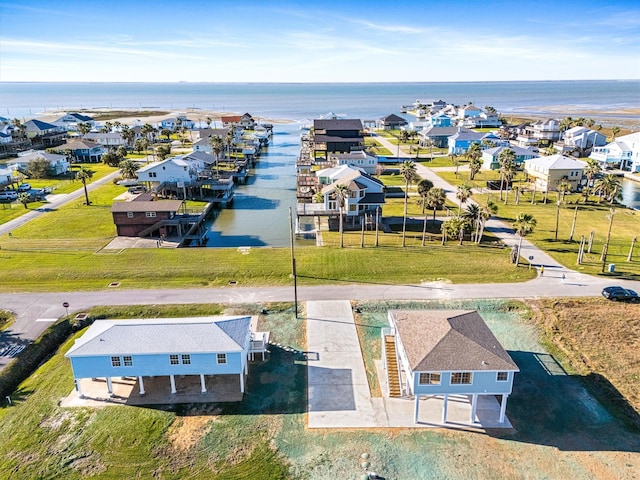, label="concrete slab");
[61,374,244,407]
